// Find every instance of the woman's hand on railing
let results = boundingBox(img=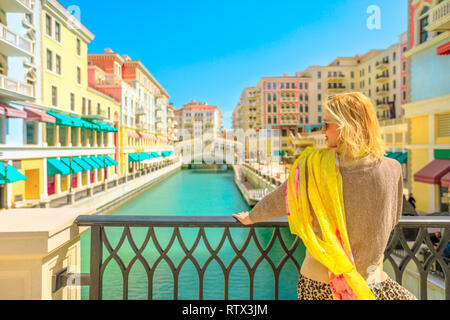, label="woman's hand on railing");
[233,212,254,225]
